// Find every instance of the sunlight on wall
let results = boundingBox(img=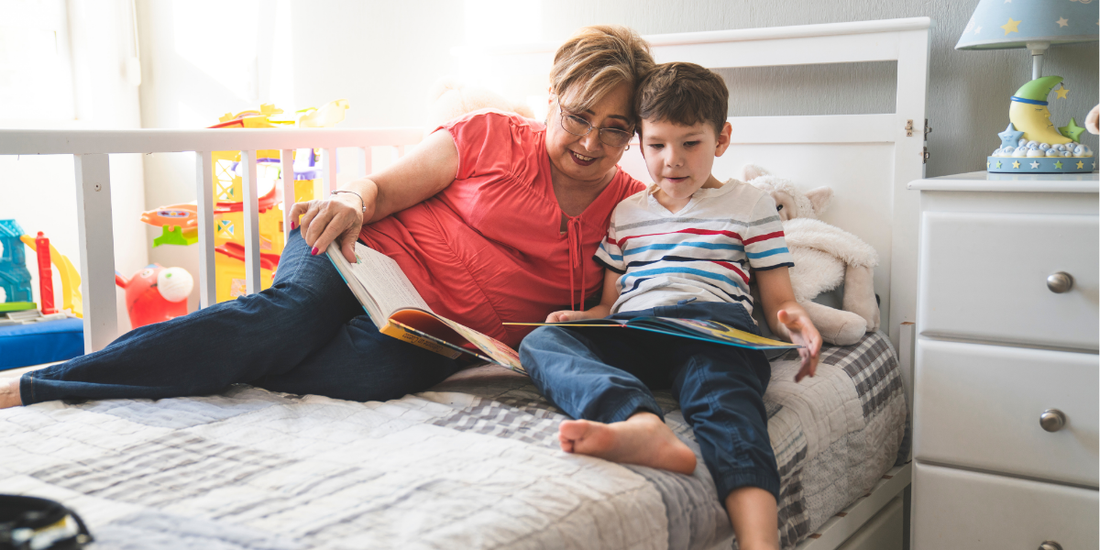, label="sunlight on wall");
[463,0,542,46]
[0,0,75,122]
[268,0,295,111]
[460,0,548,119]
[172,0,260,102]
